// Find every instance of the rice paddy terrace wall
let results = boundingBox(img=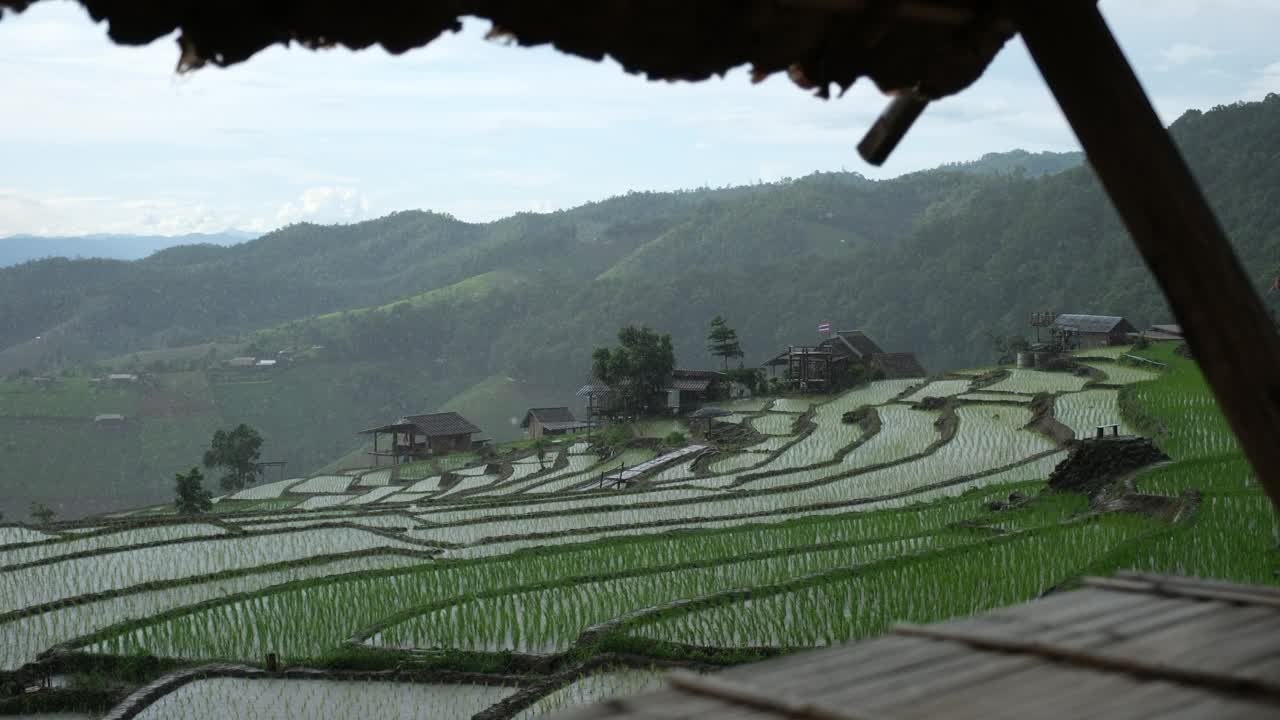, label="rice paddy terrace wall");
[2,347,1275,719]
